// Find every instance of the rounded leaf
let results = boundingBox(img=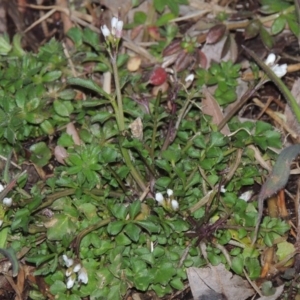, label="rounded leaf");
[206,24,227,44]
